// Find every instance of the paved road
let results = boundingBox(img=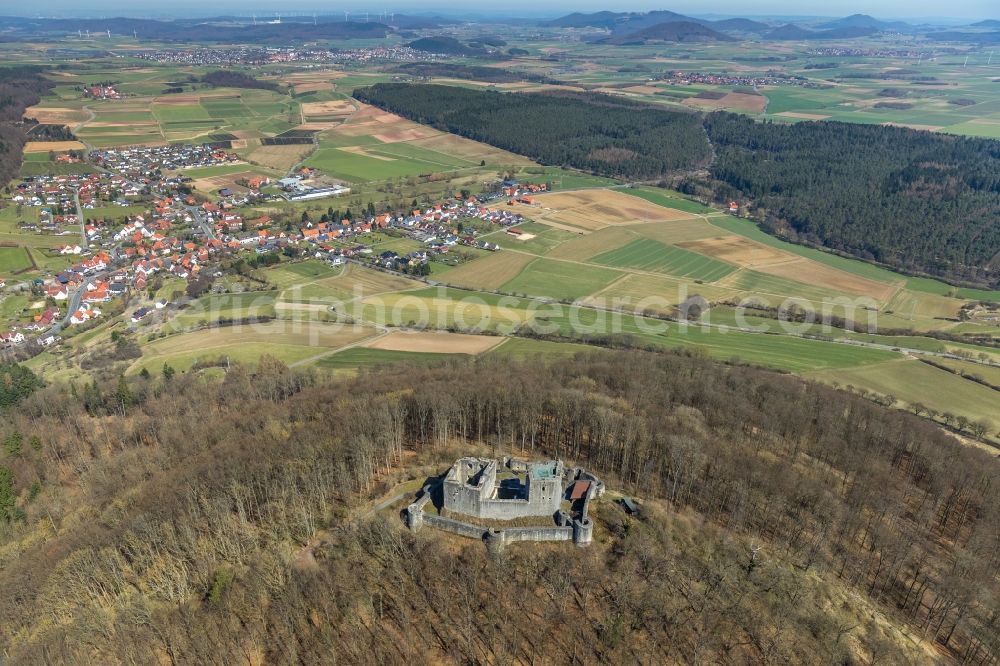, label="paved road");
[46,268,112,336]
[71,187,89,250]
[182,204,216,241]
